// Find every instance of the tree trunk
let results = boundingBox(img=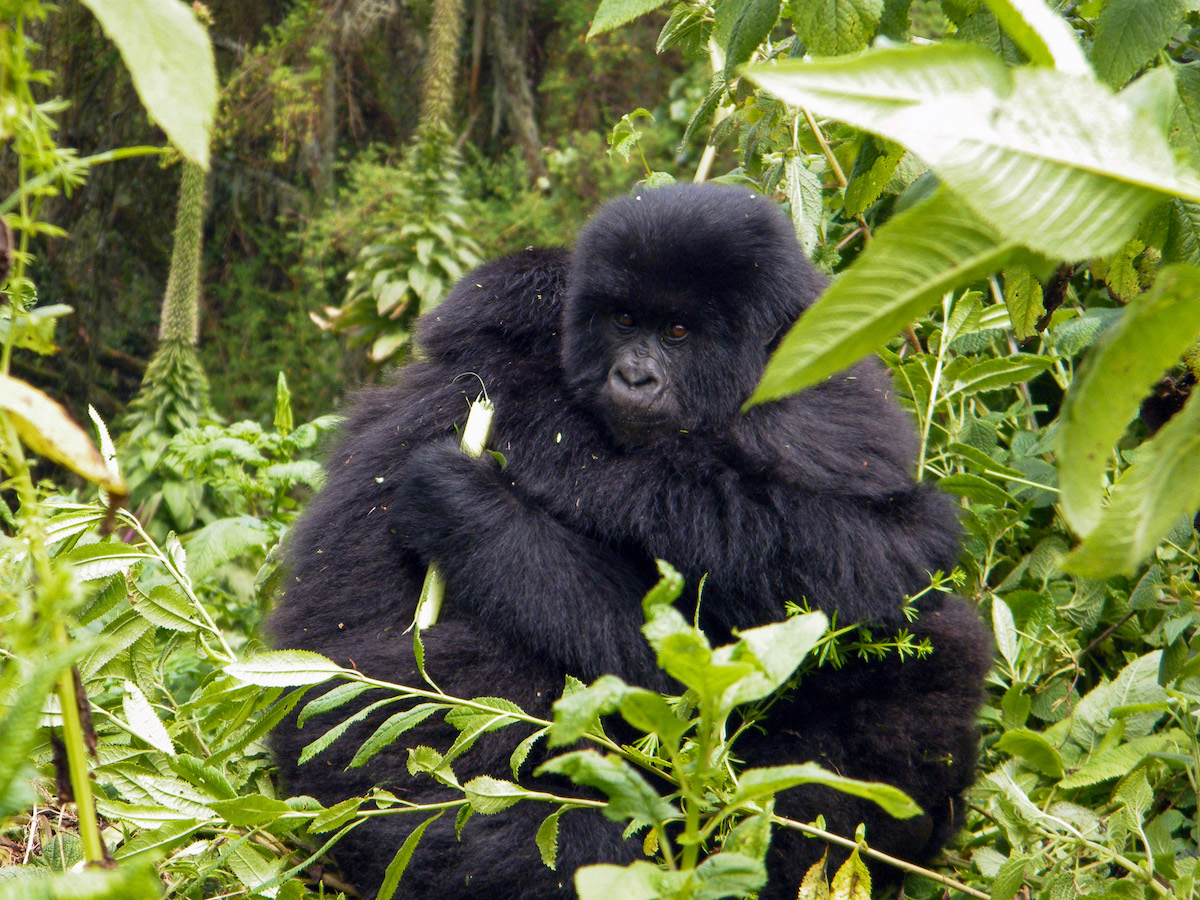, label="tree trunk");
[489,0,545,179]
